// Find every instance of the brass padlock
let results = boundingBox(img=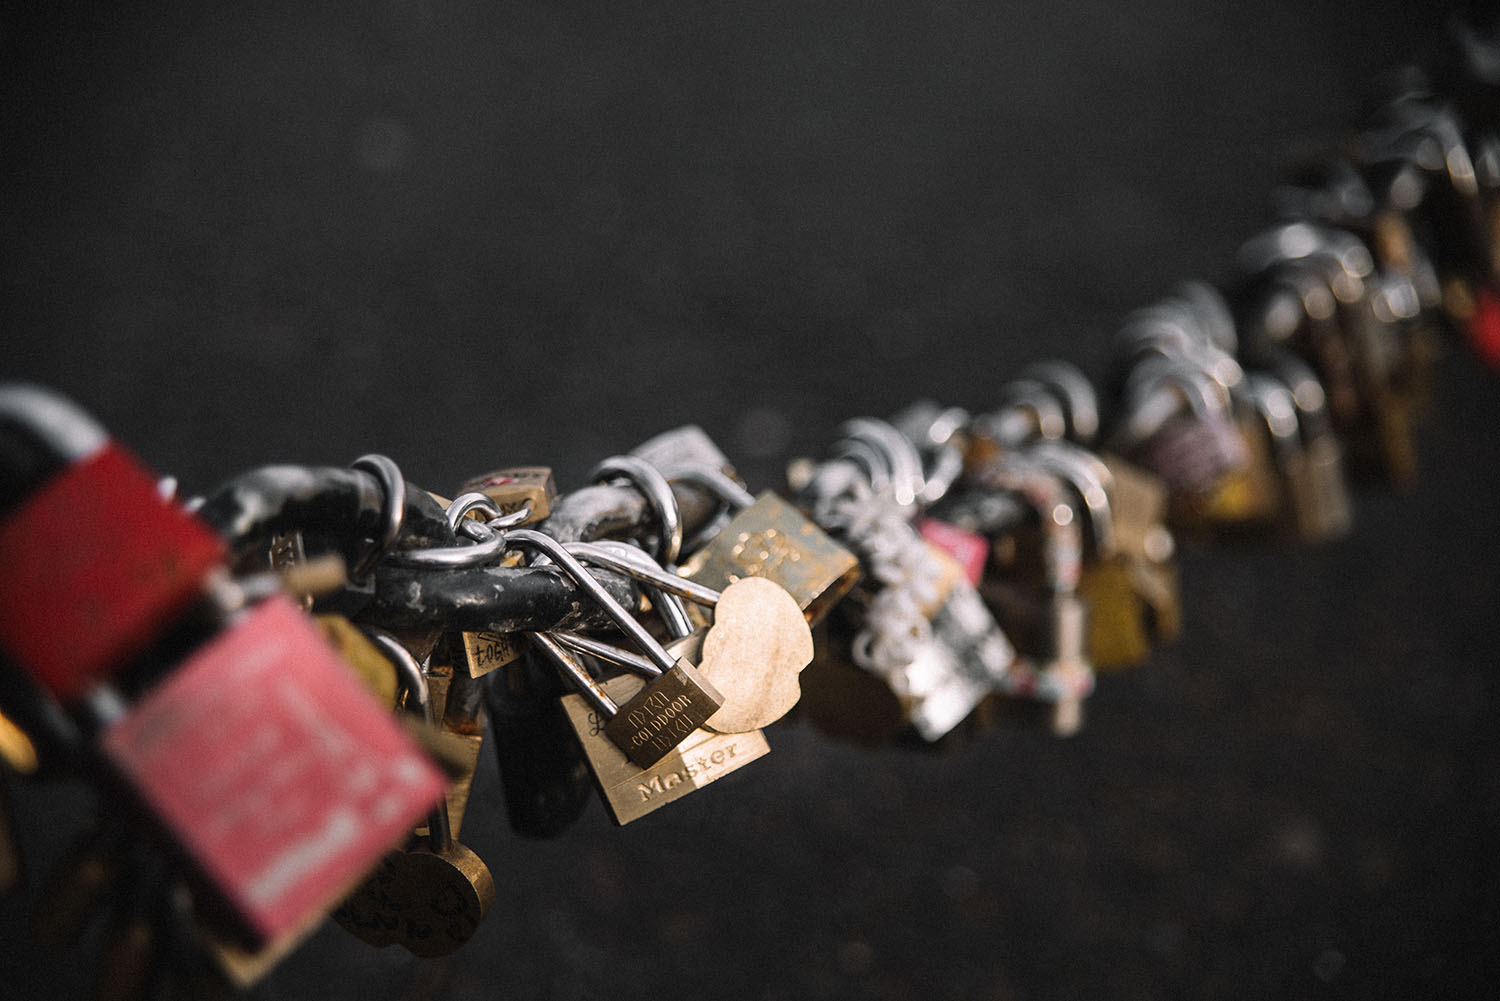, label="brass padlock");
[332,630,495,958]
[537,633,768,825]
[1031,442,1156,670]
[507,529,722,766]
[1249,358,1354,543]
[457,466,557,524]
[422,637,488,840]
[563,542,815,734]
[679,490,860,628]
